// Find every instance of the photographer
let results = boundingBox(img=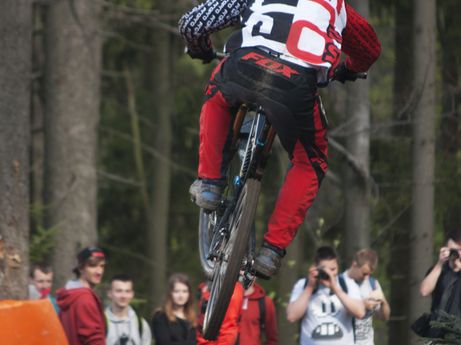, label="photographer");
[419,229,461,336]
[286,246,365,345]
[344,249,390,345]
